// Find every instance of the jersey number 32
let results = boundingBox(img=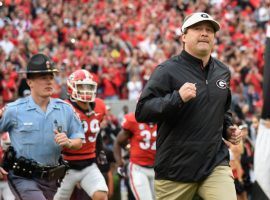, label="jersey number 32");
[140,130,156,150]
